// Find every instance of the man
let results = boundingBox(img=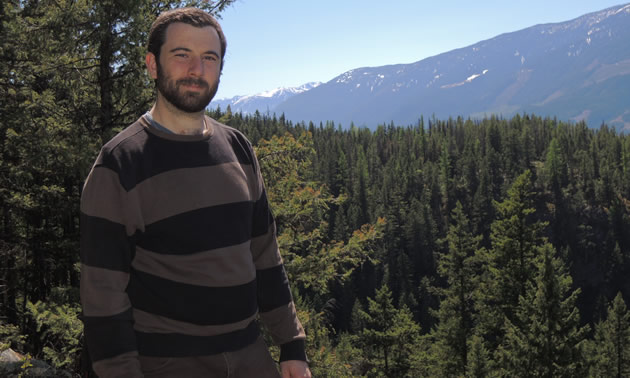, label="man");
[80,7,311,378]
